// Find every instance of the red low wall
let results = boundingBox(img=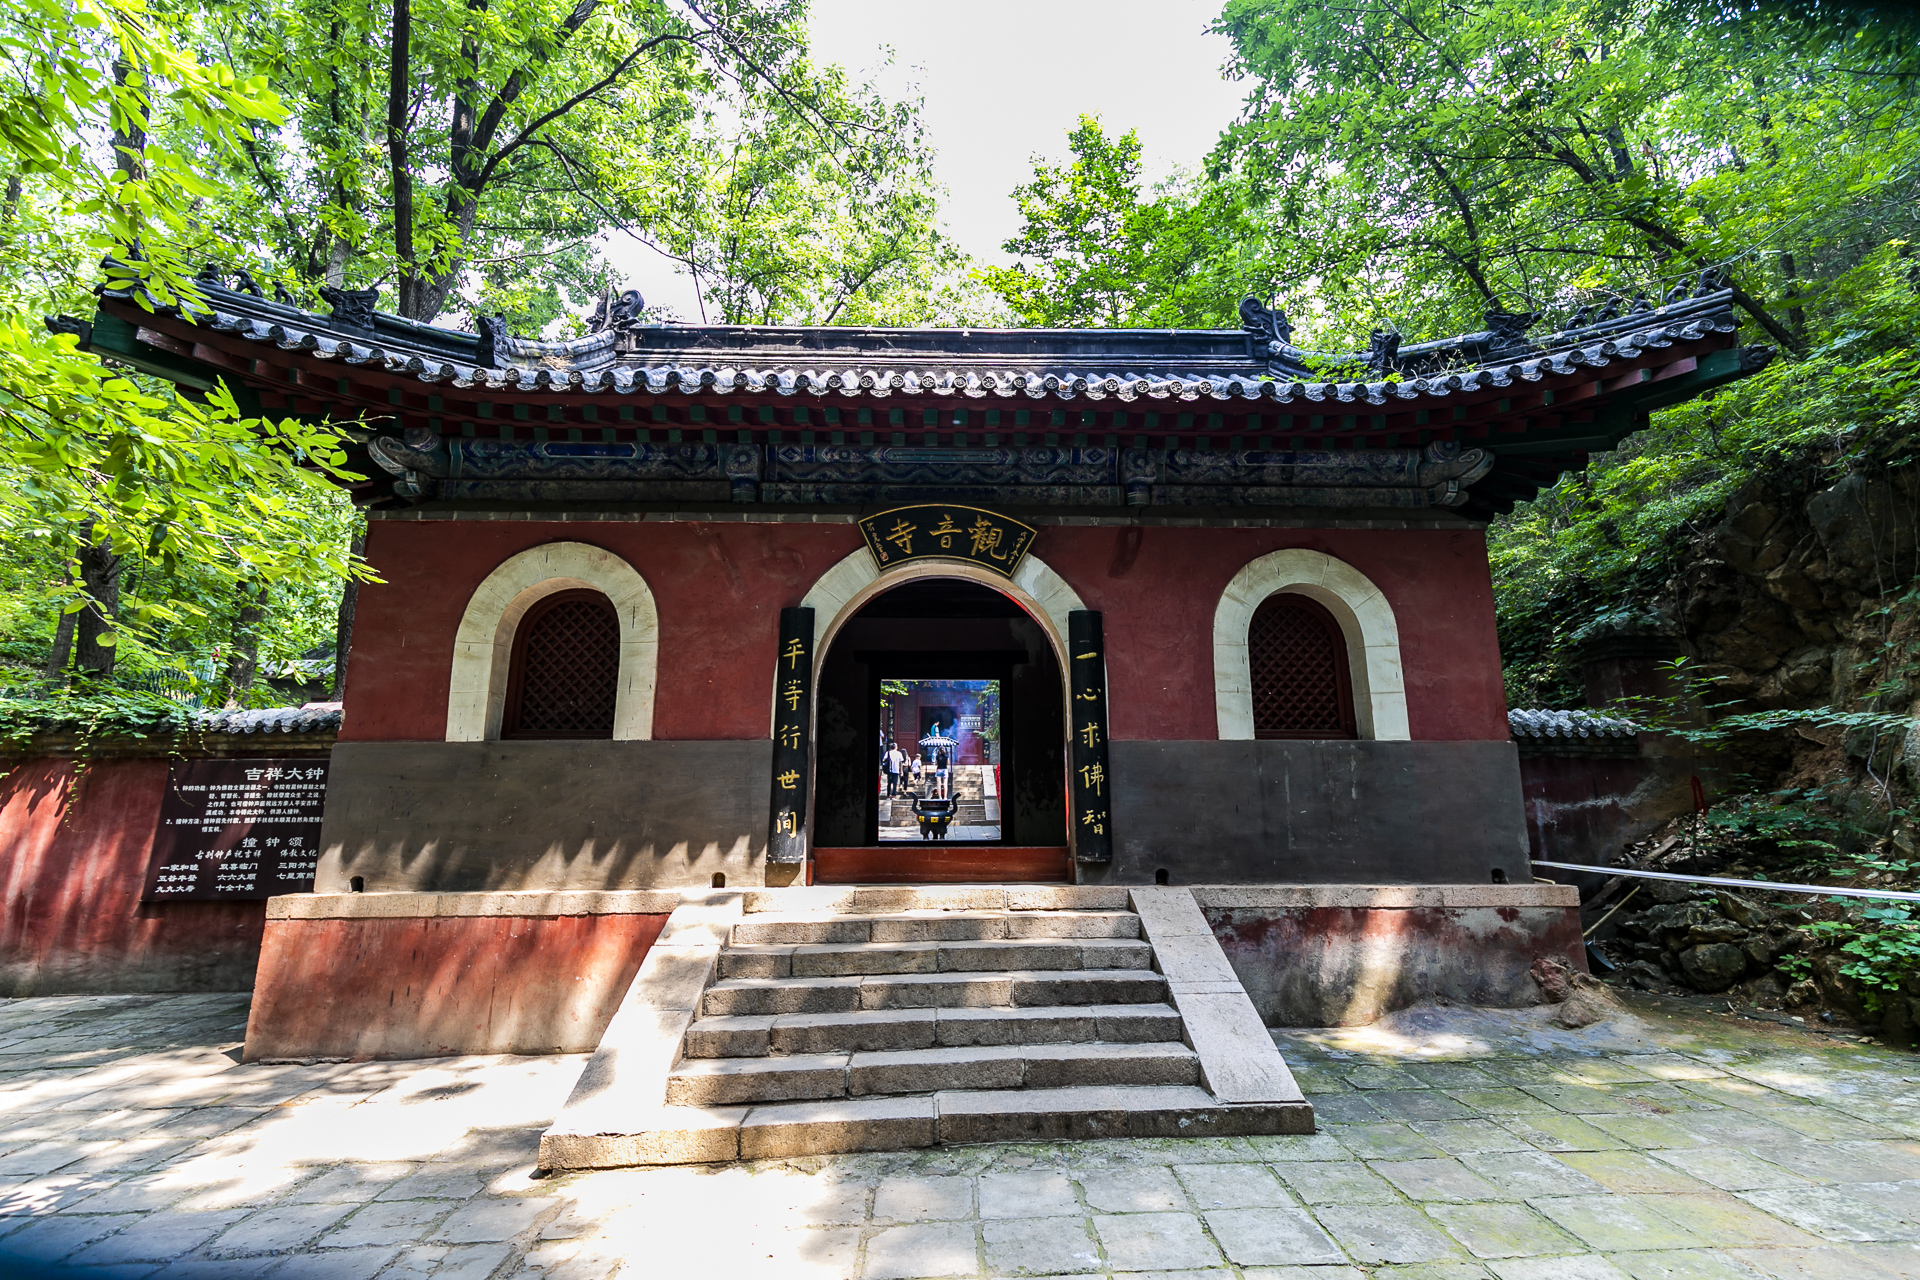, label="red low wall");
[1200,889,1585,1026]
[0,758,266,994]
[244,911,668,1060]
